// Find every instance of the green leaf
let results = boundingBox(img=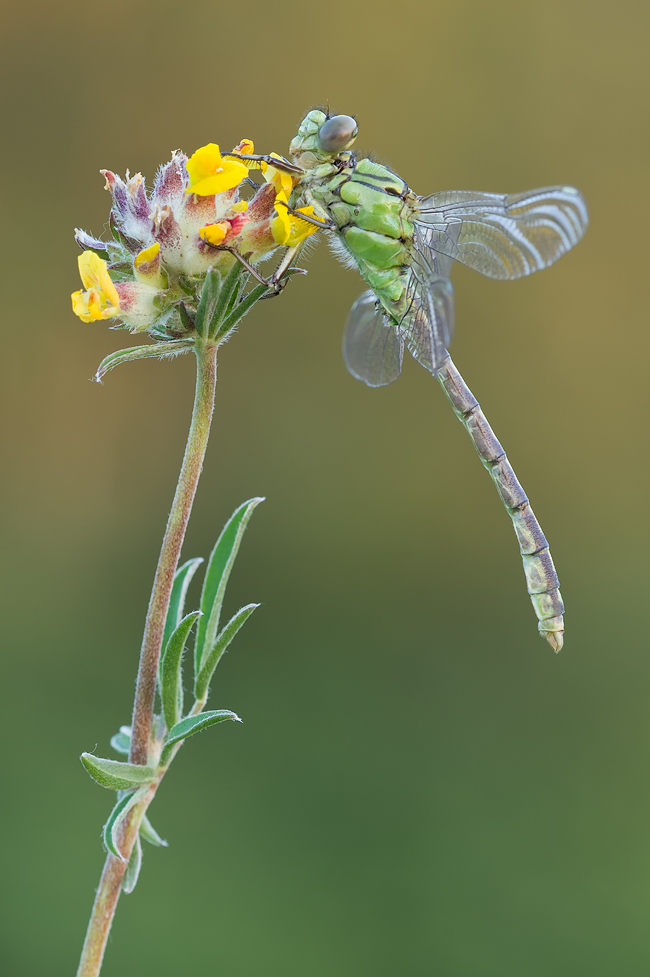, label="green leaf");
[102,786,148,861]
[209,261,246,338]
[194,267,222,337]
[195,498,264,676]
[160,610,201,730]
[95,340,194,382]
[160,710,241,764]
[140,813,168,848]
[218,283,269,337]
[195,604,259,701]
[122,834,143,894]
[110,726,132,755]
[178,302,196,331]
[81,753,156,790]
[162,557,203,657]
